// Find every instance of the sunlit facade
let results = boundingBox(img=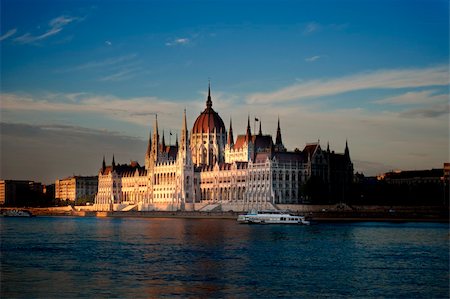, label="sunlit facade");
[94,85,353,211]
